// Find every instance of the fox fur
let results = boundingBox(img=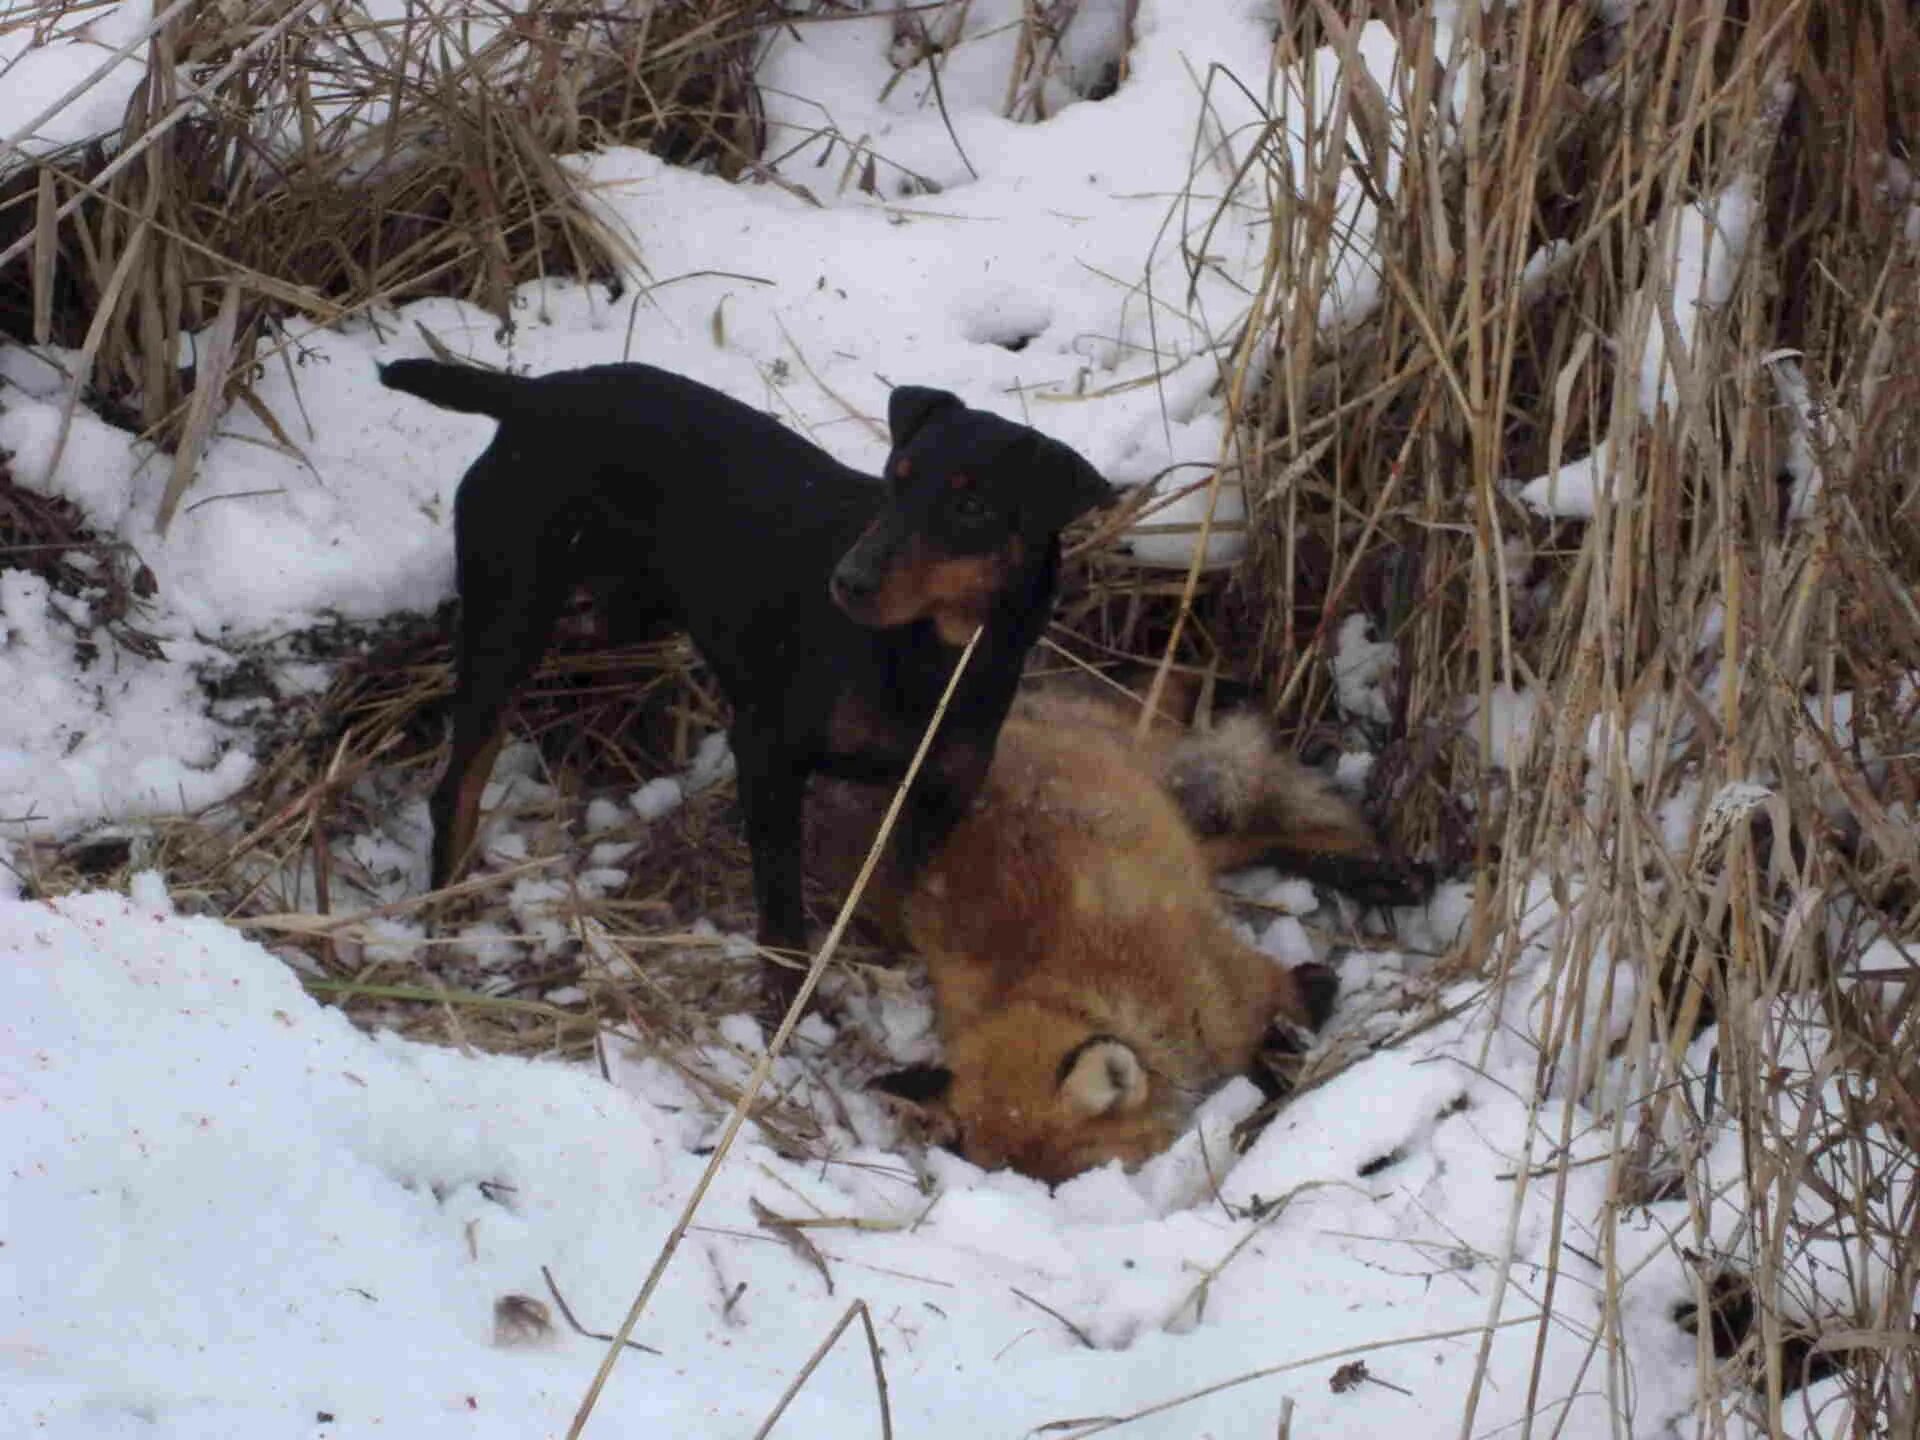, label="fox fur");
[854,684,1424,1184]
[1001,682,1404,884]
